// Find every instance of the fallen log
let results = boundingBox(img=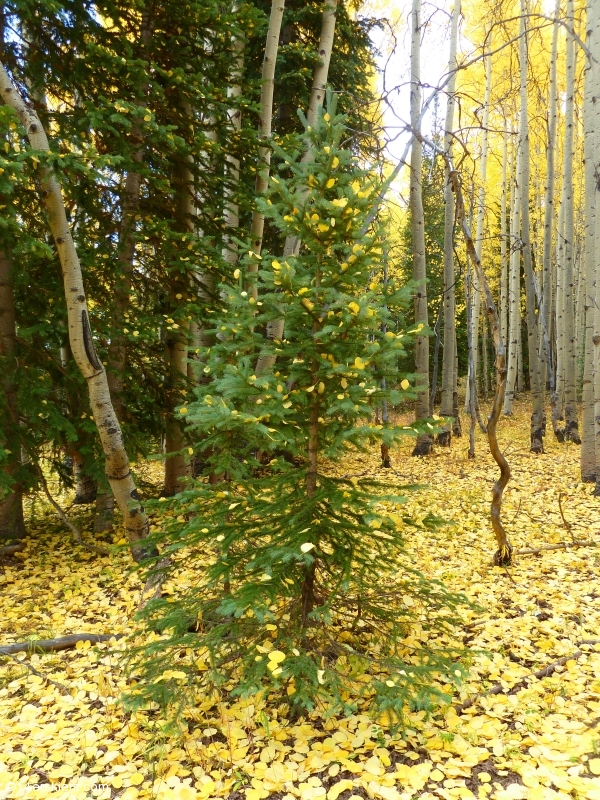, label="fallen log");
[0,633,124,655]
[0,543,26,556]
